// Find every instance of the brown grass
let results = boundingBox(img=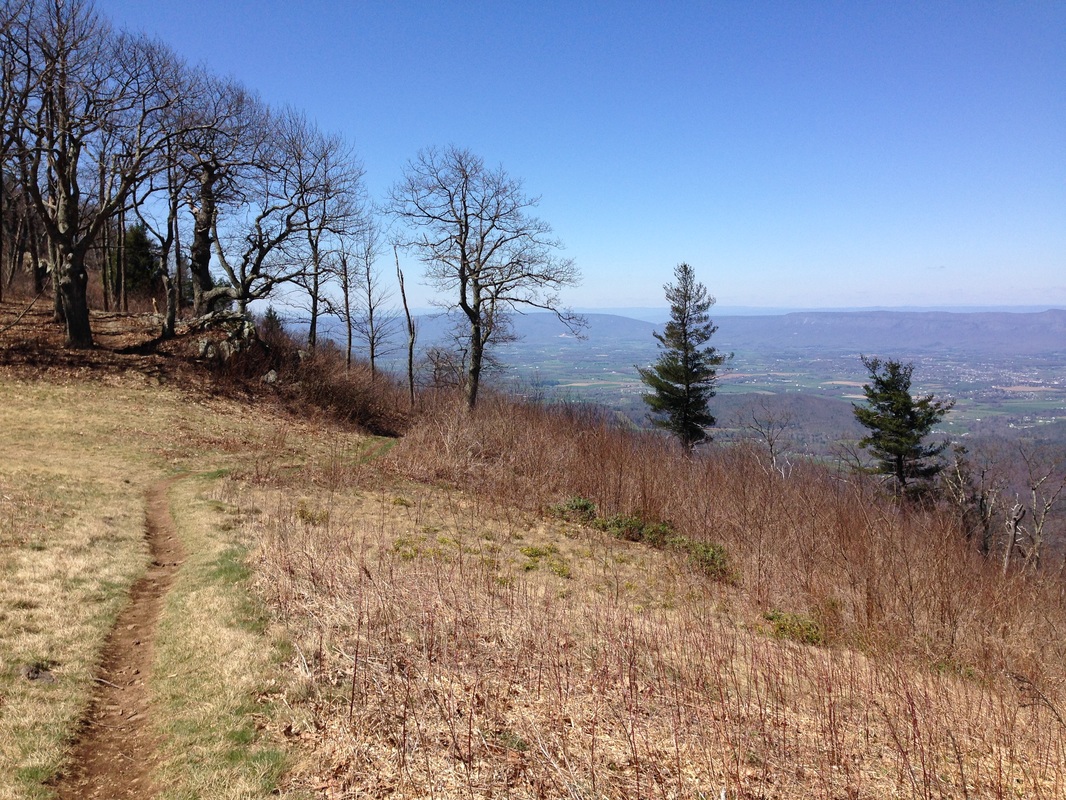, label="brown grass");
[3,300,1065,799]
[388,394,1066,683]
[233,451,1062,797]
